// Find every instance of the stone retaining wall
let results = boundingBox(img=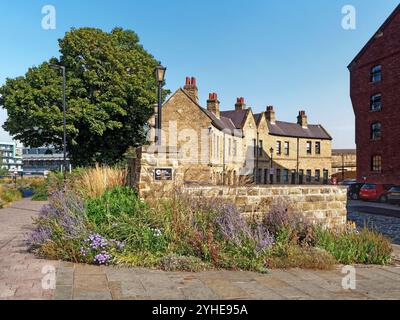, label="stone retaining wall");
[128,148,348,229]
